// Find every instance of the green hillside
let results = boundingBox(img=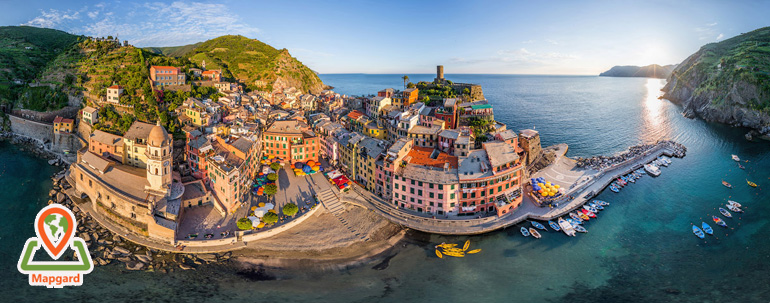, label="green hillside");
[663,27,770,133]
[183,35,325,93]
[143,42,202,57]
